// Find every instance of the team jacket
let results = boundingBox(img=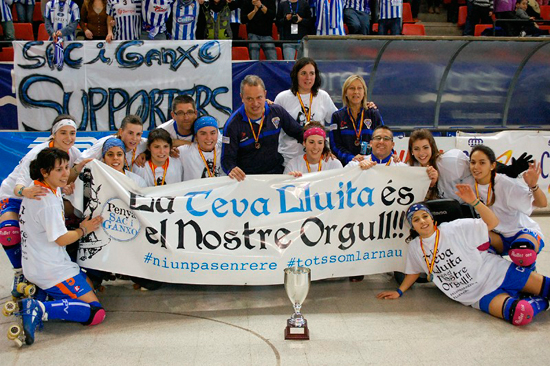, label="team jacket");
[221,103,303,175]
